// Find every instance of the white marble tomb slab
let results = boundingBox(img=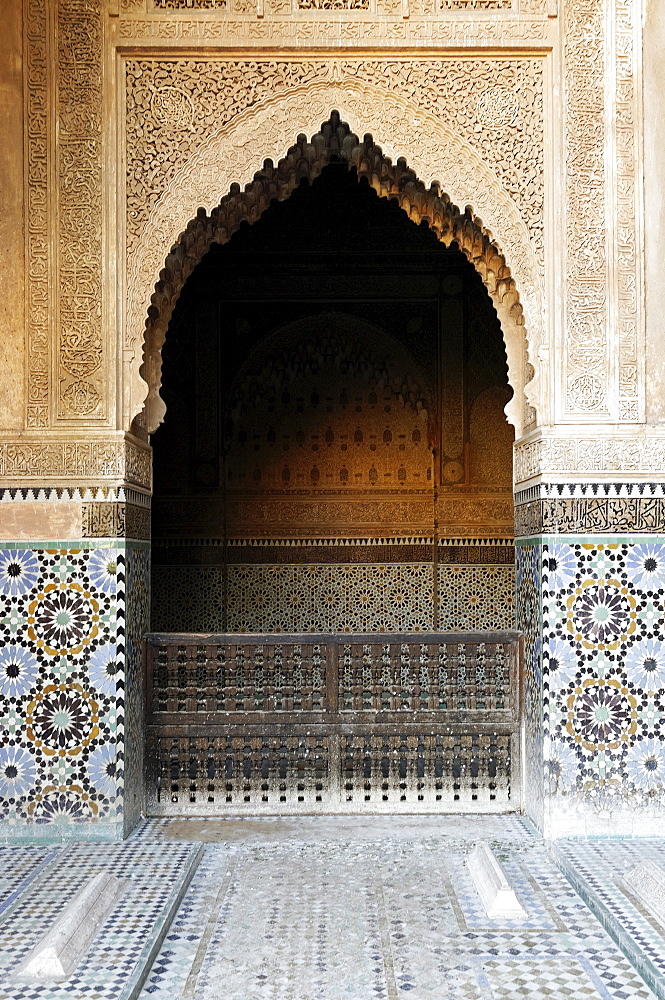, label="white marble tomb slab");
[621,862,665,927]
[15,872,128,982]
[467,841,526,920]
